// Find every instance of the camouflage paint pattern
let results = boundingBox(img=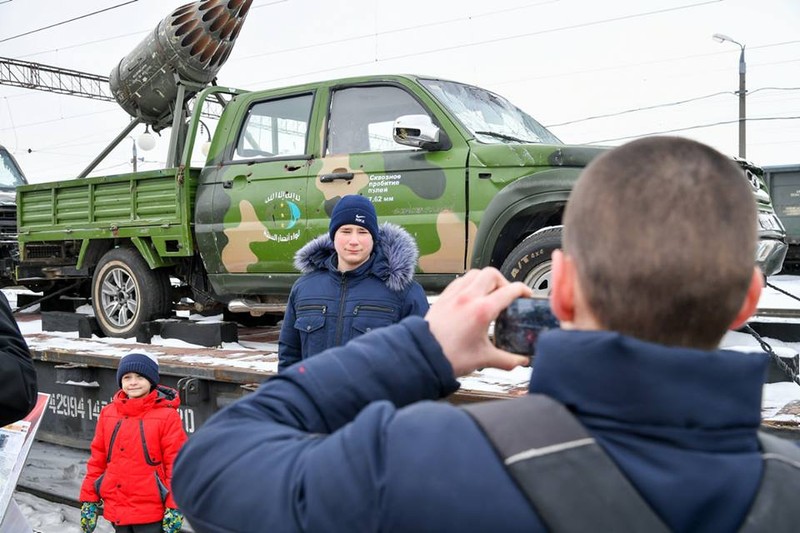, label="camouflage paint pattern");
[221,199,268,272]
[196,74,602,298]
